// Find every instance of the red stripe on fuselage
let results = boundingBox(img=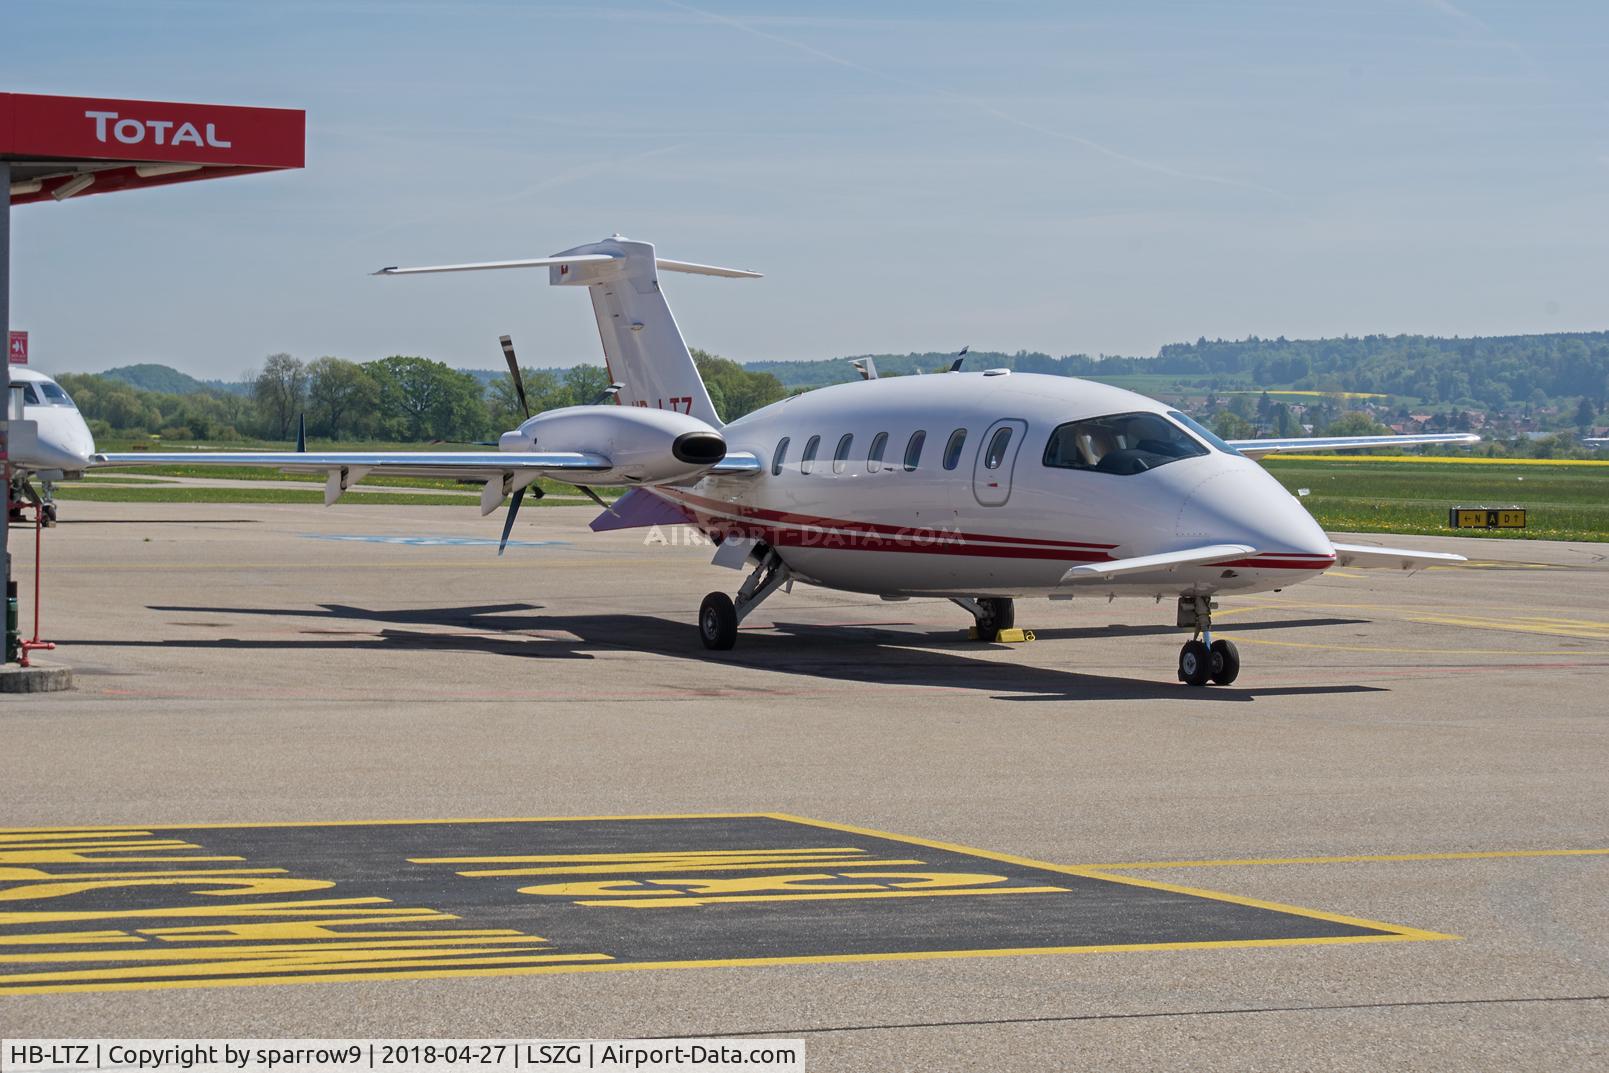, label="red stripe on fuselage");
[650,489,1333,571]
[659,488,1118,550]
